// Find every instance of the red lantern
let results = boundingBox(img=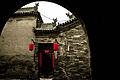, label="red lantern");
[53,43,58,50]
[29,44,34,51]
